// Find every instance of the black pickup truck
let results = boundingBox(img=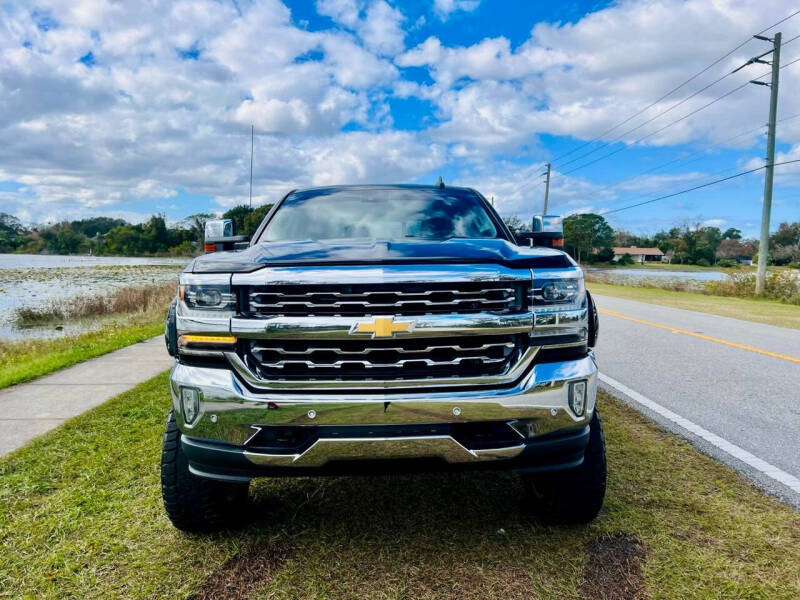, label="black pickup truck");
[162,184,604,531]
